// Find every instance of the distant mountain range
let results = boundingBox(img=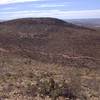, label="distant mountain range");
[0,20,3,22]
[66,18,100,28]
